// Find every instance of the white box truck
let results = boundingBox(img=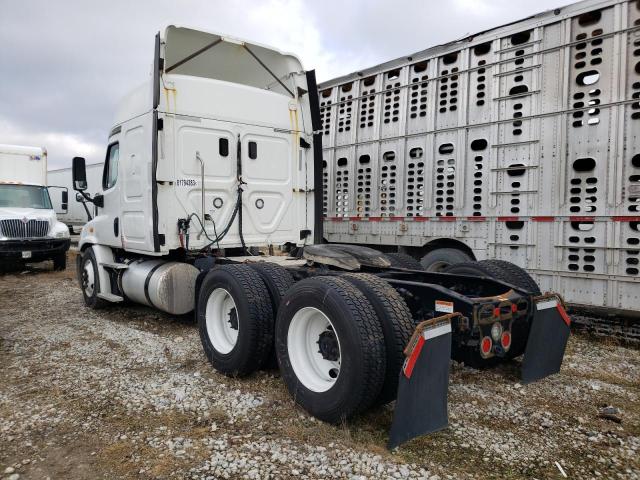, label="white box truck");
[0,144,70,269]
[317,0,640,316]
[69,26,571,447]
[48,162,103,232]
